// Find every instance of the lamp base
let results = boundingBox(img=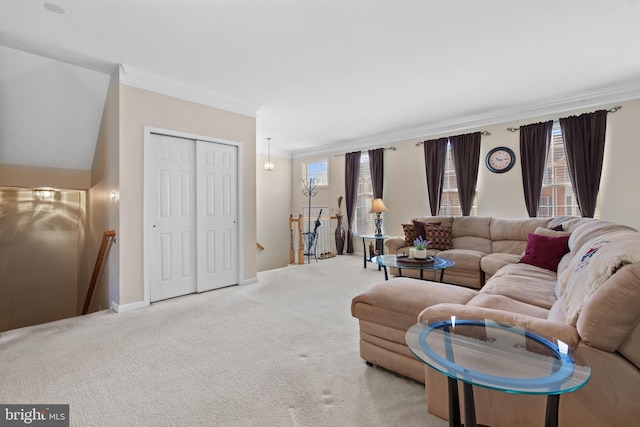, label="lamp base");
[374,216,382,237]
